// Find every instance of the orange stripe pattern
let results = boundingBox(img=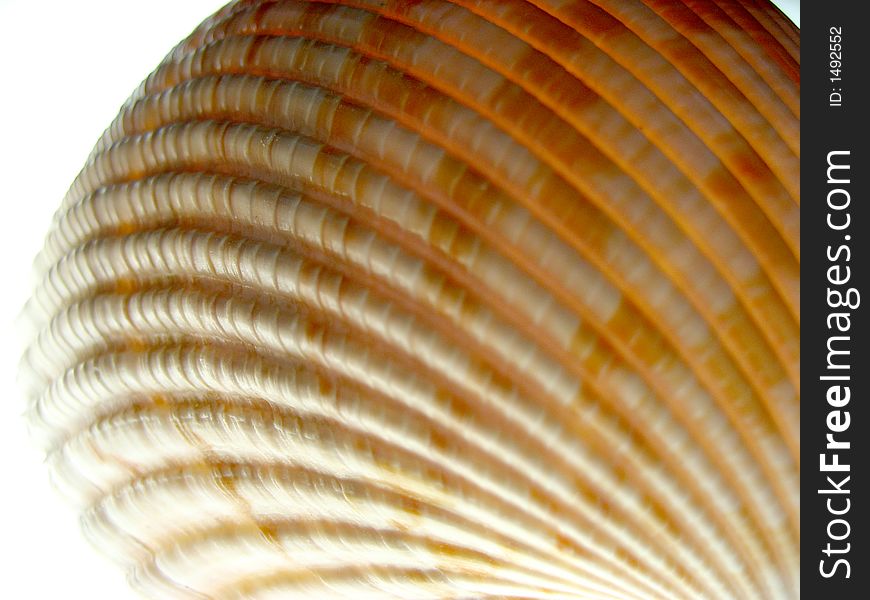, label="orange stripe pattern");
[22,1,799,598]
